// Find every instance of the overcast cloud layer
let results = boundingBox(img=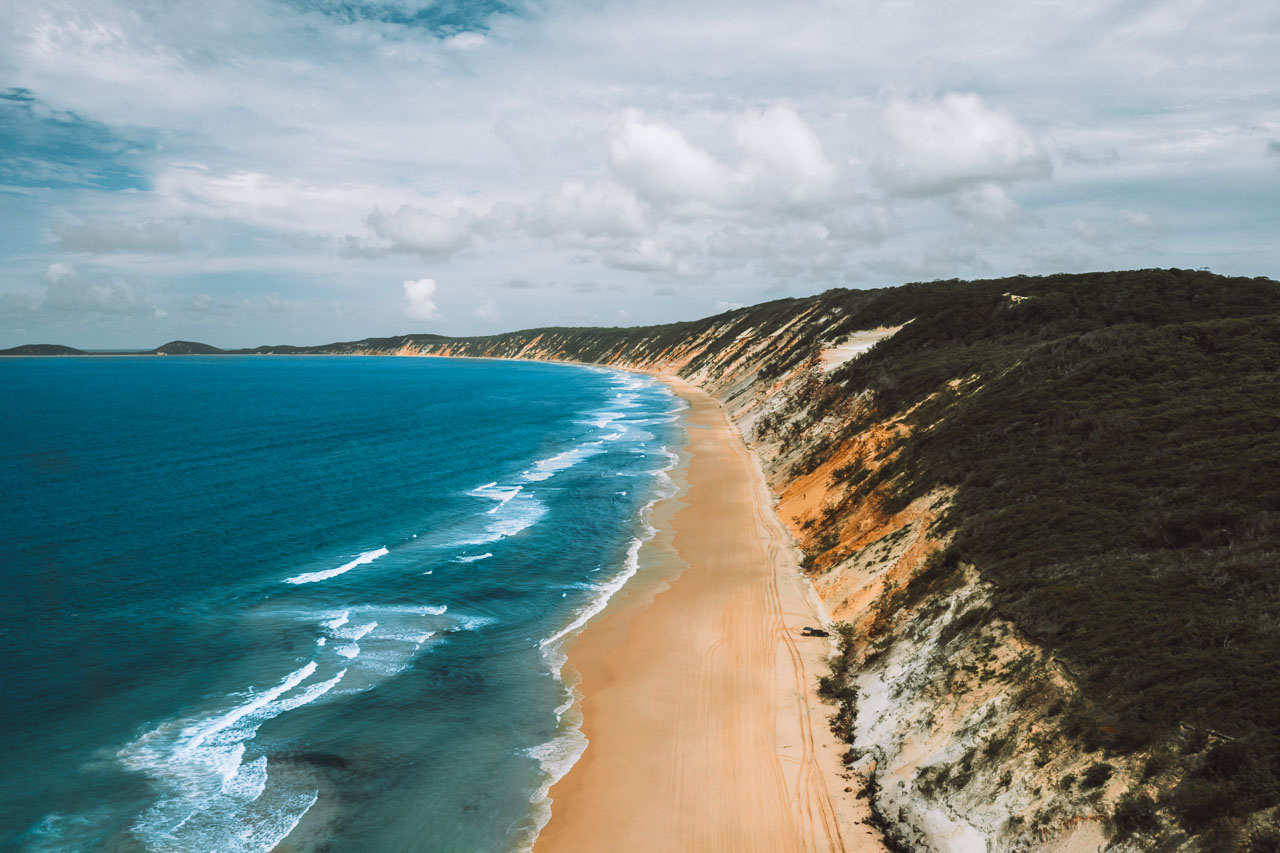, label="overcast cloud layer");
[1,0,1277,347]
